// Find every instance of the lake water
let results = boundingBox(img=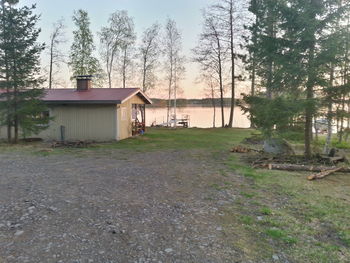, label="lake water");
[146,106,251,128]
